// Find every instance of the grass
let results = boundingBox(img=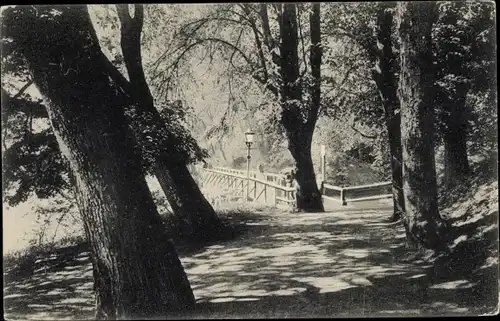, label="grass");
[4,234,88,284]
[3,203,272,285]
